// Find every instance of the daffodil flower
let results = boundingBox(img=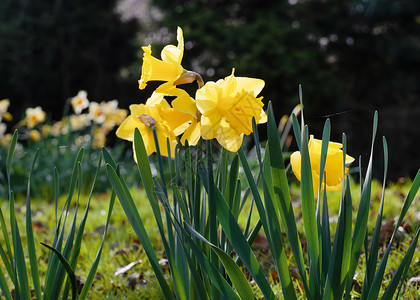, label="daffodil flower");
[116,93,191,157]
[290,135,355,196]
[195,69,267,152]
[138,27,185,91]
[71,90,89,115]
[25,106,47,129]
